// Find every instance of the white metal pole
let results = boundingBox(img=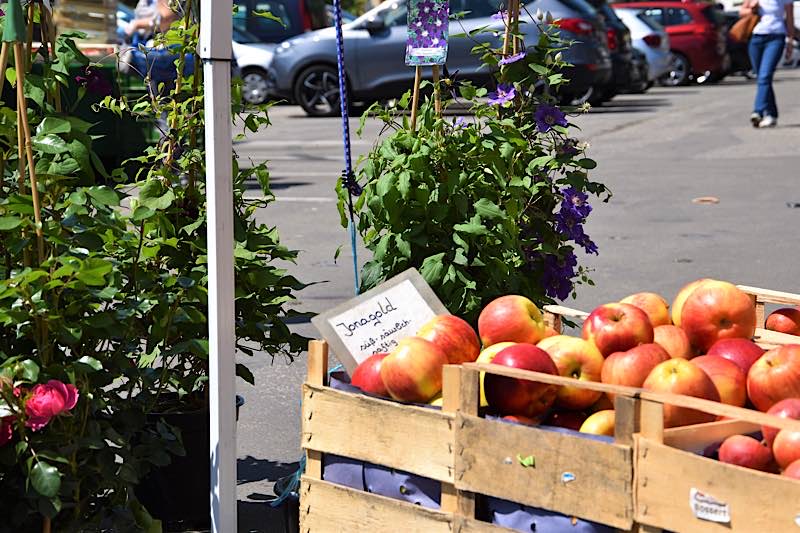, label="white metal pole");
[199,0,236,530]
